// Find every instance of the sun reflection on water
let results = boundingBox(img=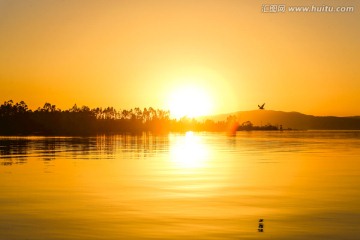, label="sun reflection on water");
[169,131,210,170]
